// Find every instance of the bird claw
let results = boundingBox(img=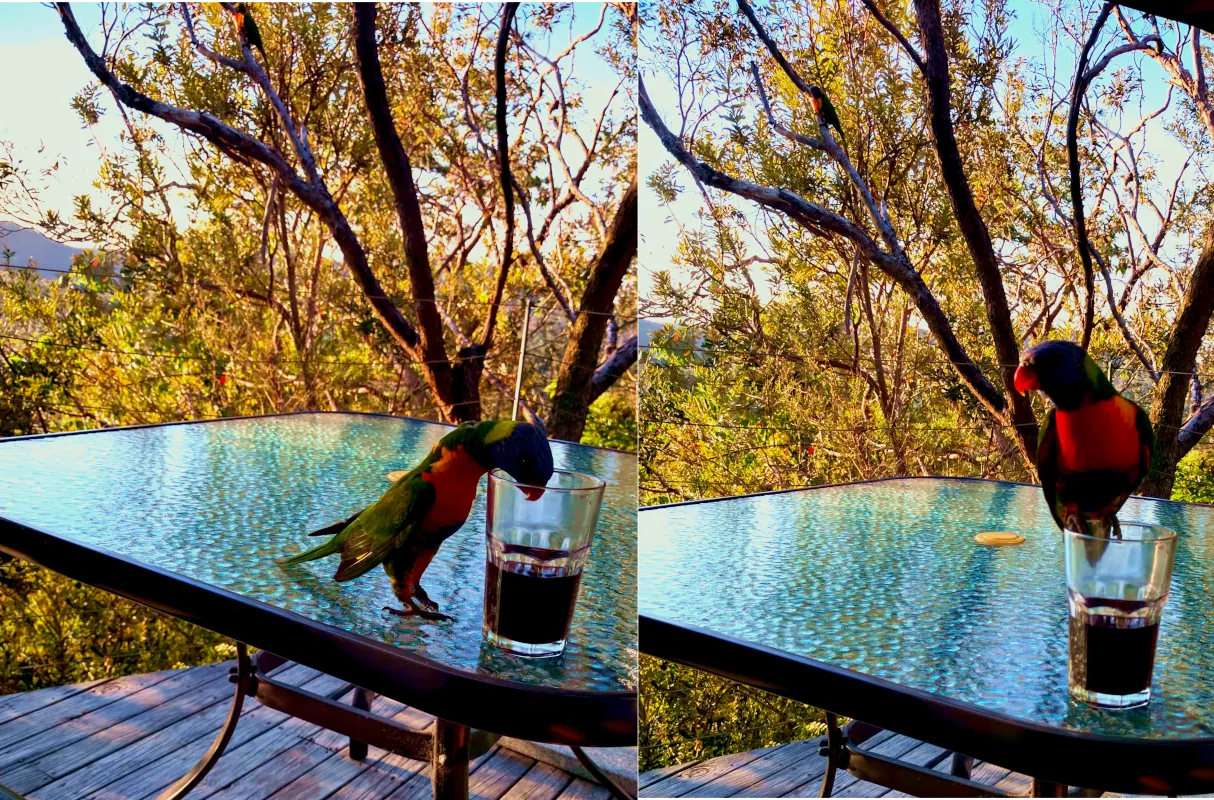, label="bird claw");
[383,604,454,623]
[413,585,440,612]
